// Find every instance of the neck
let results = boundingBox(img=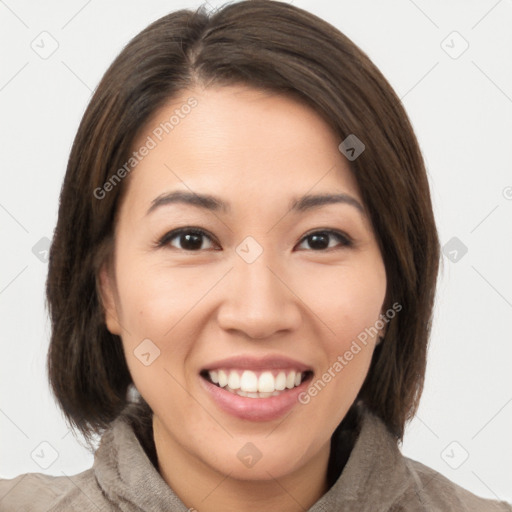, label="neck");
[153,416,330,512]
